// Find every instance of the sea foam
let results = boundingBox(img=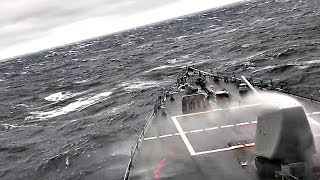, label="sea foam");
[26,91,112,120]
